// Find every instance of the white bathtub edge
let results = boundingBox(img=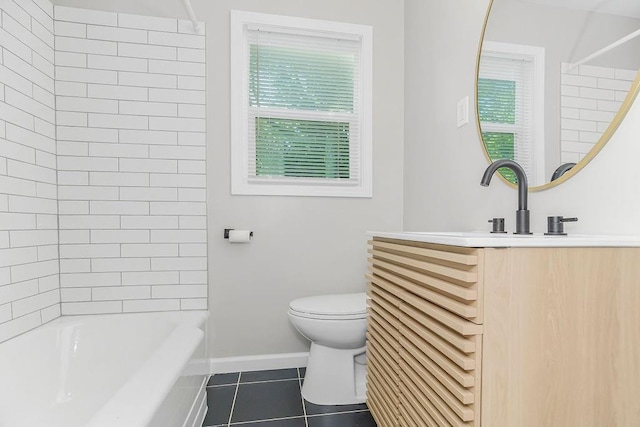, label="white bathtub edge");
[87,325,204,427]
[210,352,309,374]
